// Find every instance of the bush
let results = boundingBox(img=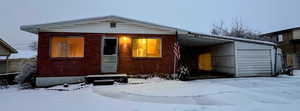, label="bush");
[177,65,190,81]
[15,59,36,89]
